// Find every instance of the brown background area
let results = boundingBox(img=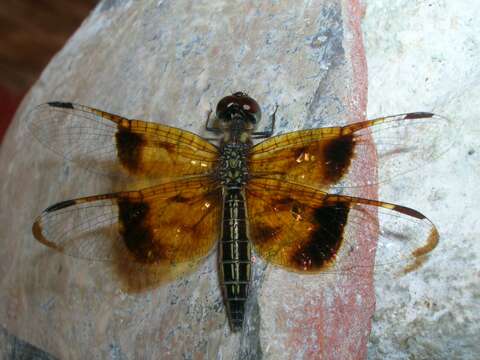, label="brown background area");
[0,0,97,141]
